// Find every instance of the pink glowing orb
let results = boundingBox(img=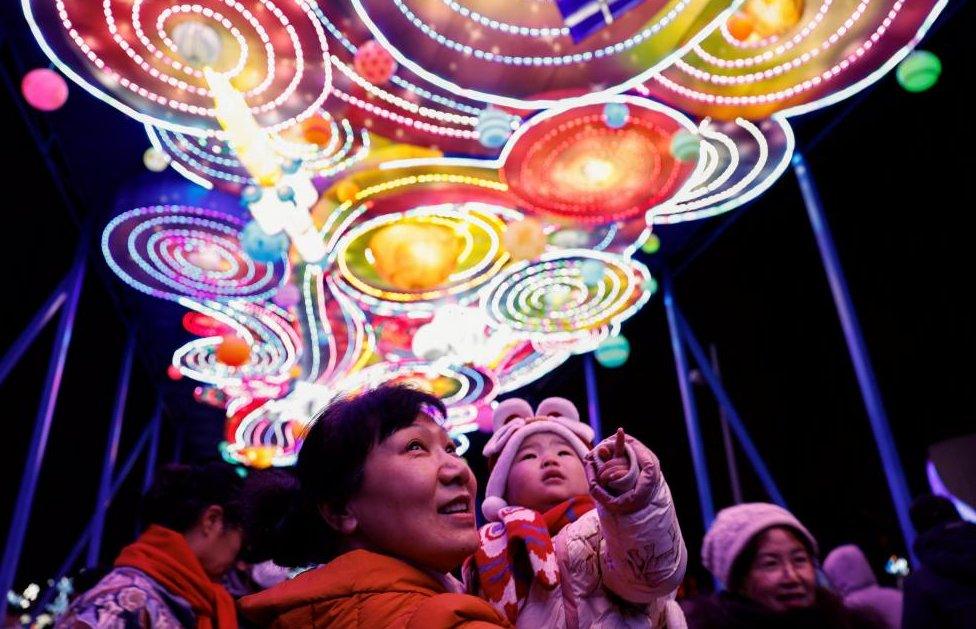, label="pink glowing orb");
[21,68,68,111]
